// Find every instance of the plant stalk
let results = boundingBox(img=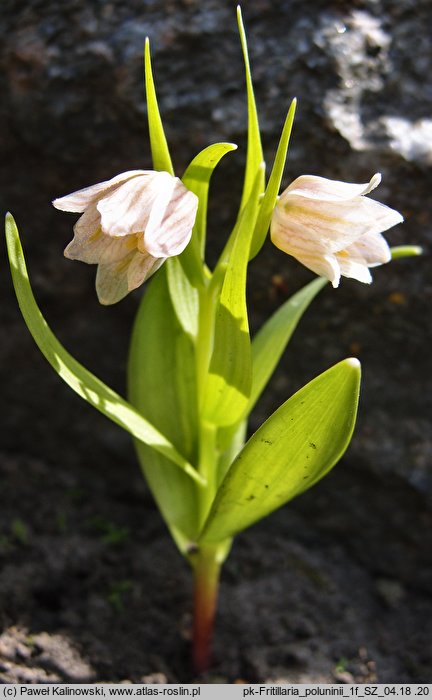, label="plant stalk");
[192,546,221,674]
